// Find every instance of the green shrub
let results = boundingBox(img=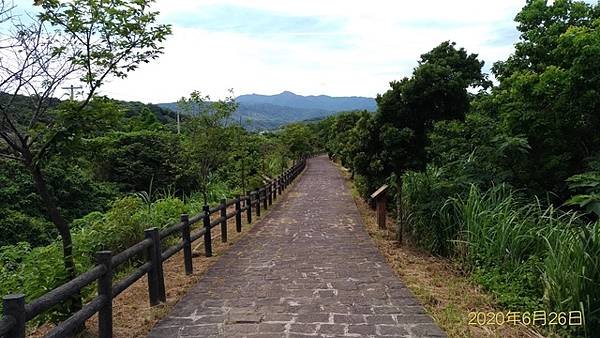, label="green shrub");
[89,130,190,193]
[401,174,599,334]
[354,174,372,199]
[401,165,465,255]
[0,209,56,247]
[0,194,193,324]
[472,260,542,310]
